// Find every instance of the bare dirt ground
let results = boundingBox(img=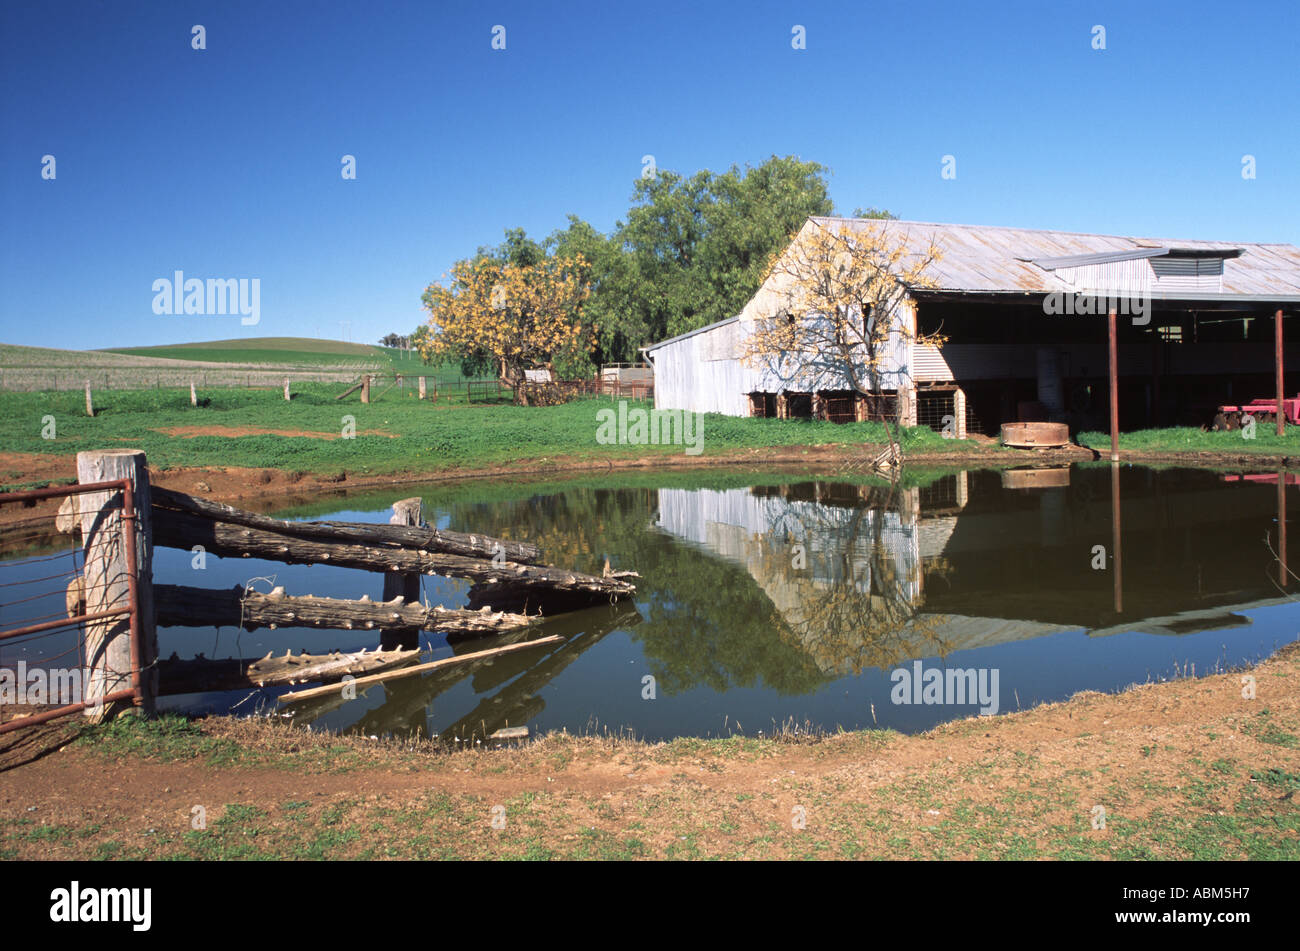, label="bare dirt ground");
[1,644,1296,860]
[0,441,1185,530]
